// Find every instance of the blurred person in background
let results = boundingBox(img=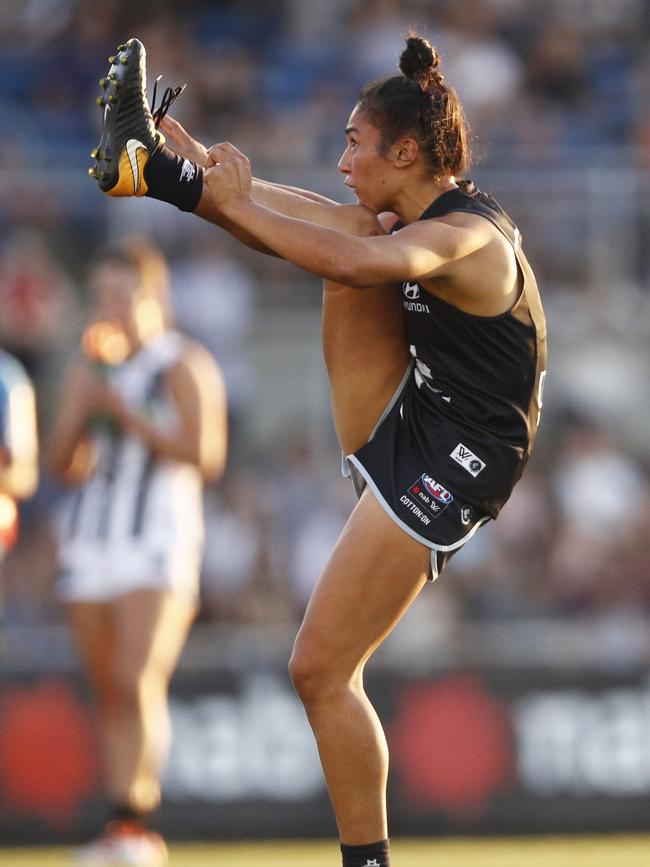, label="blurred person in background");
[0,347,38,614]
[548,411,649,614]
[46,238,227,867]
[89,32,546,867]
[0,230,81,426]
